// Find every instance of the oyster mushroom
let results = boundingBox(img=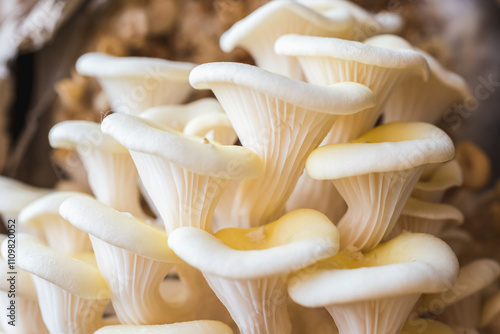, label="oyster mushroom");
[390,197,464,237]
[60,195,187,325]
[76,52,196,115]
[18,191,92,253]
[420,258,500,329]
[168,209,340,334]
[9,234,111,334]
[288,233,459,334]
[412,160,463,202]
[306,122,455,251]
[49,120,146,218]
[220,0,354,78]
[190,62,375,228]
